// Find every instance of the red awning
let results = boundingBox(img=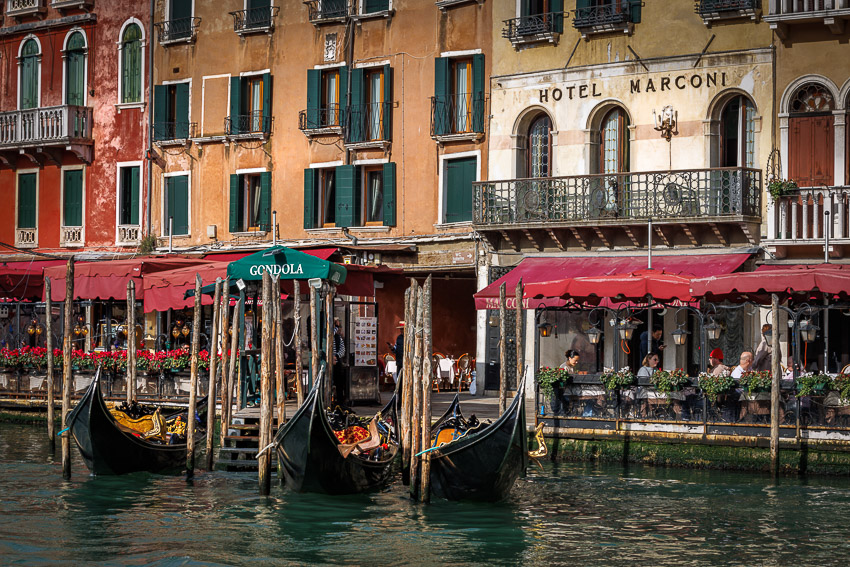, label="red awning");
[0,260,67,301]
[474,253,751,310]
[690,263,850,303]
[528,268,696,302]
[143,261,230,312]
[44,258,211,301]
